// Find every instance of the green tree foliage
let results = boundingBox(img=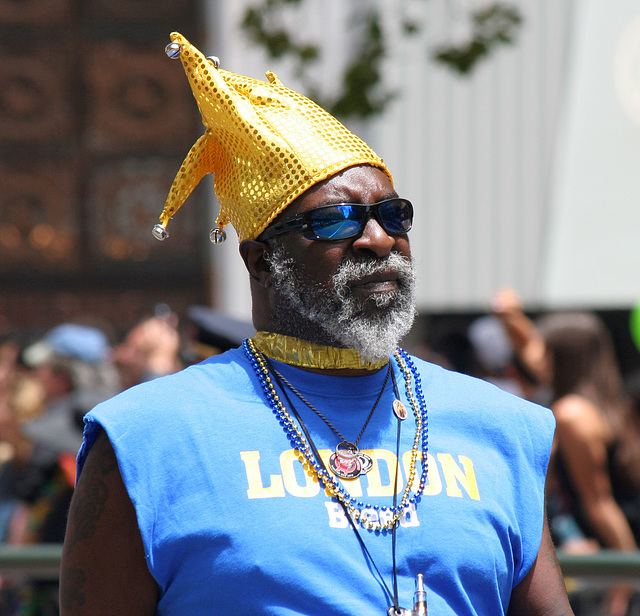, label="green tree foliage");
[241,0,523,120]
[433,4,523,74]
